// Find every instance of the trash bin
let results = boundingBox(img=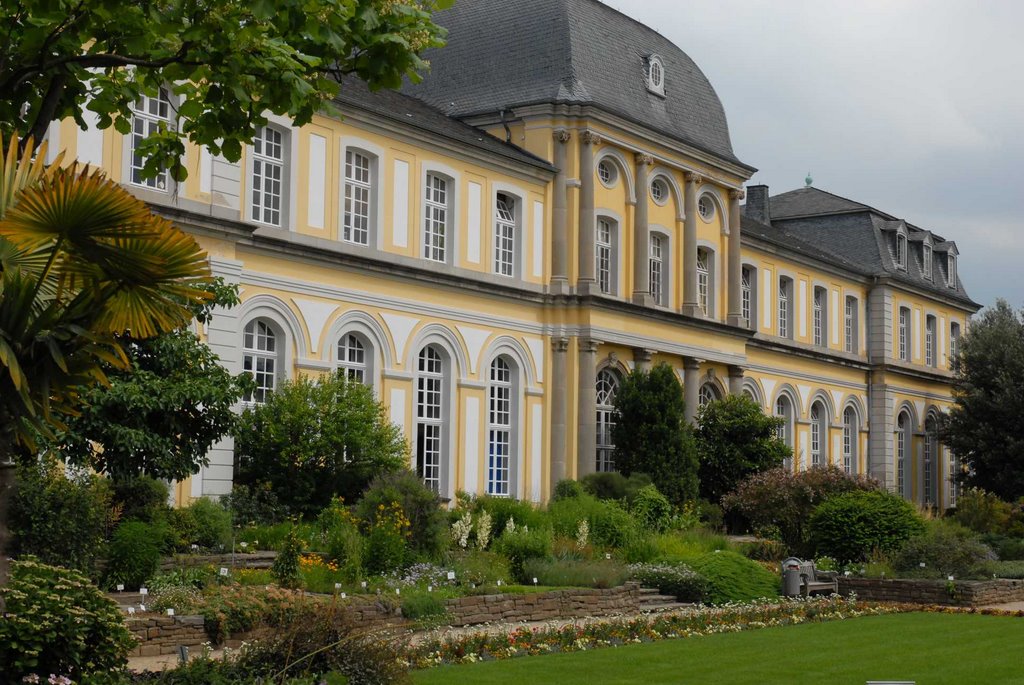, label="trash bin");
[782,557,803,597]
